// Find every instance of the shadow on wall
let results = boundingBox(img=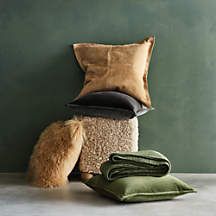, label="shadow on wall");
[0,46,83,172]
